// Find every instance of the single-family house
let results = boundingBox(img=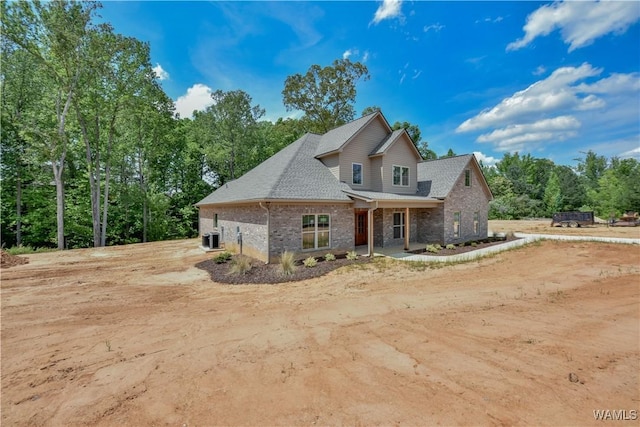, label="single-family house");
[196,111,493,263]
